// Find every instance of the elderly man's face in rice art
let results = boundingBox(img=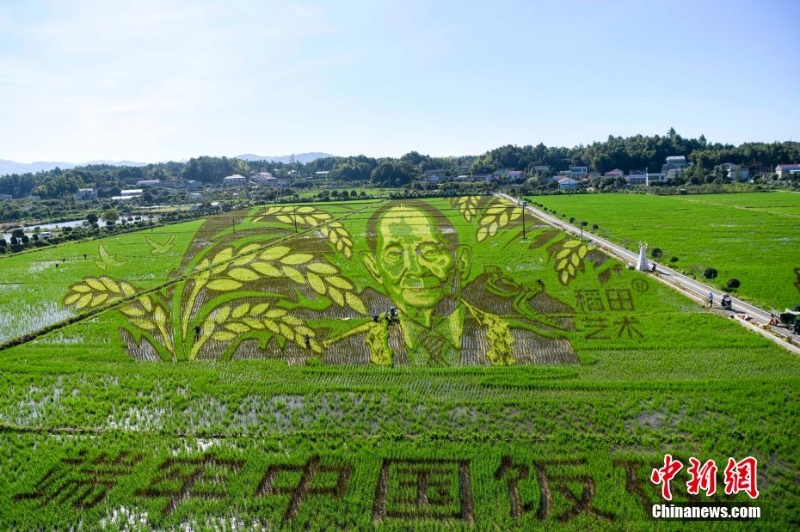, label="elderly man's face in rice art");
[362,204,469,326]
